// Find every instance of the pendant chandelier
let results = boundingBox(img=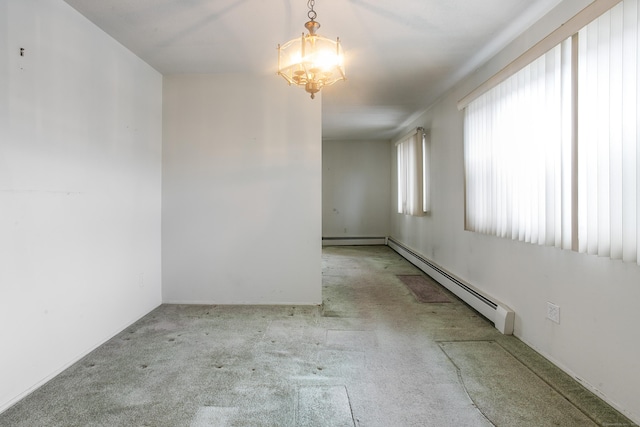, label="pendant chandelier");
[277,0,346,99]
